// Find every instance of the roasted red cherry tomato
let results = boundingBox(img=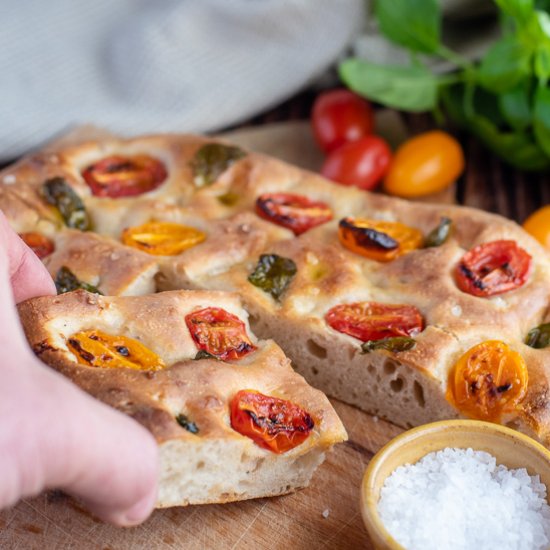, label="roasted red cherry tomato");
[321,136,392,191]
[230,390,314,453]
[185,307,256,360]
[19,232,55,259]
[82,155,167,198]
[325,302,424,342]
[456,240,532,297]
[255,193,333,235]
[312,89,374,153]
